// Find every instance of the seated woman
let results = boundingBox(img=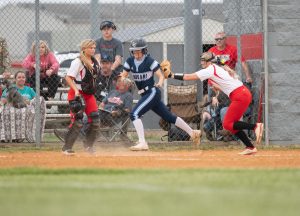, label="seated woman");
[0,71,46,143]
[1,71,36,106]
[22,40,60,100]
